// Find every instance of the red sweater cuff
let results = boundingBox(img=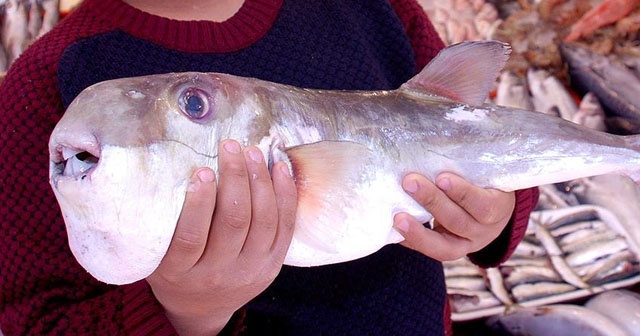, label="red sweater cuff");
[467,187,539,267]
